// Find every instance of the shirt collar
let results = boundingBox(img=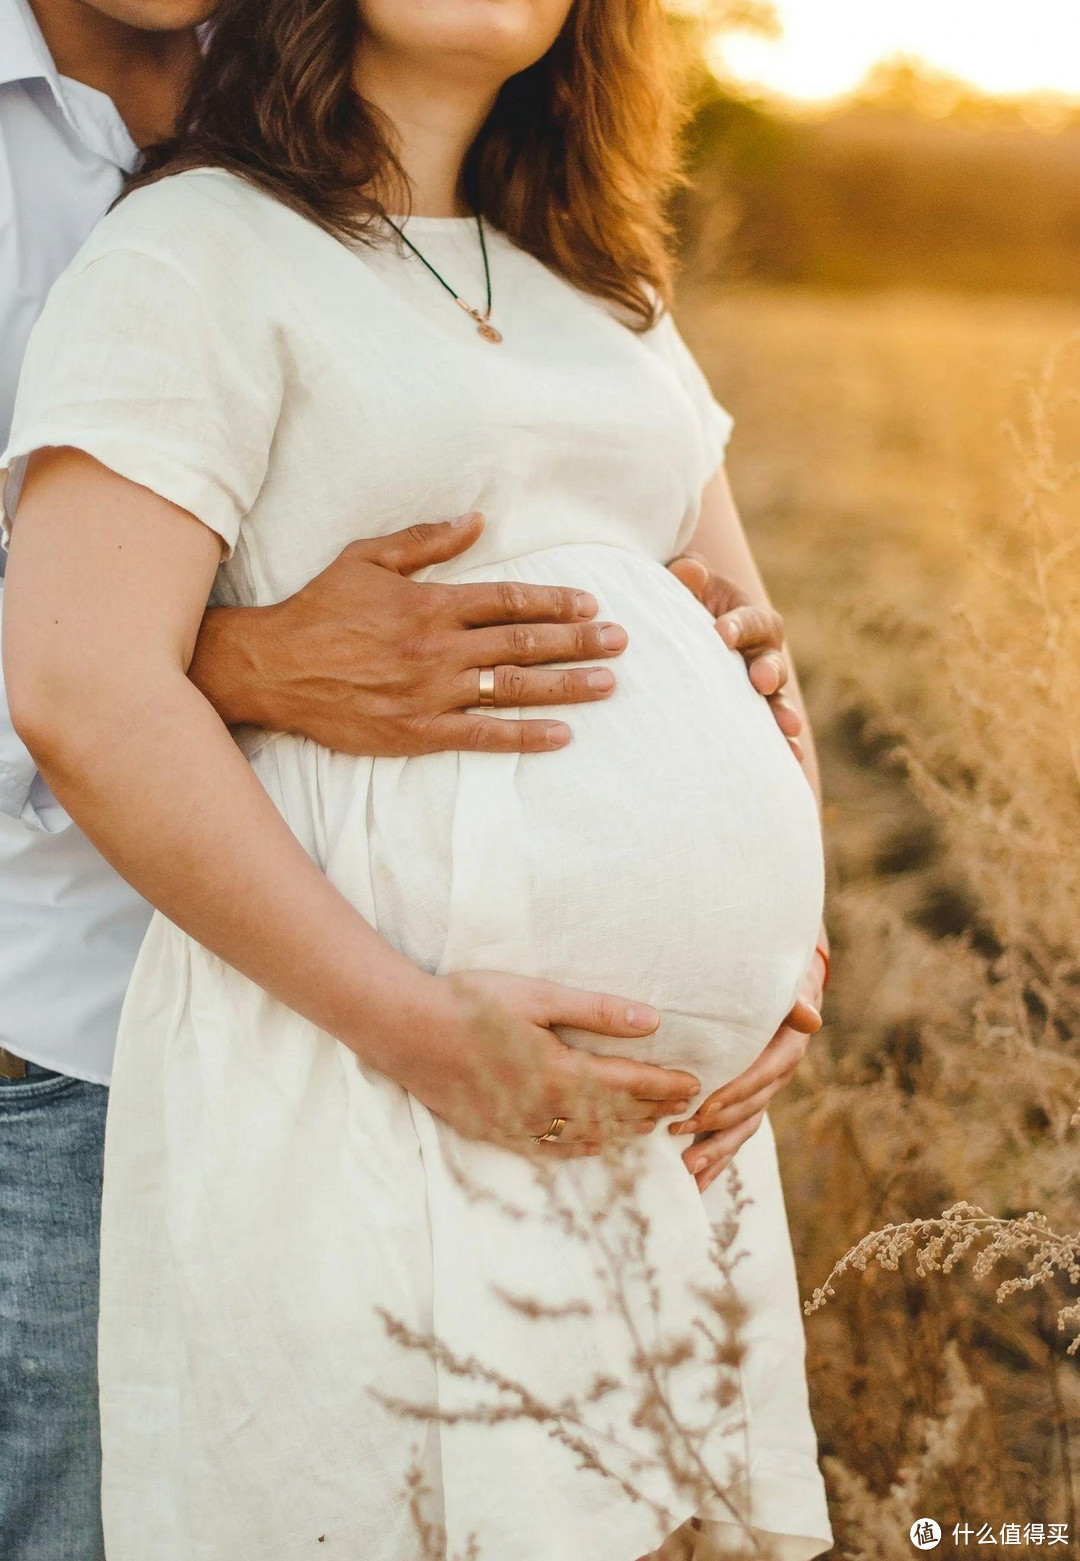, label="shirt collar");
[0,0,137,171]
[0,0,58,92]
